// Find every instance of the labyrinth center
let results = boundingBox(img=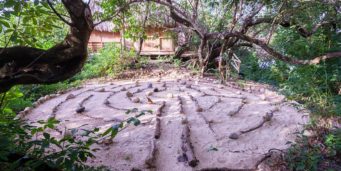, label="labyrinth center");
[22,76,308,170]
